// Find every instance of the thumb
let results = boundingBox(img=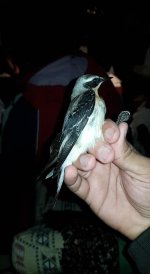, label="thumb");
[113,123,150,174]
